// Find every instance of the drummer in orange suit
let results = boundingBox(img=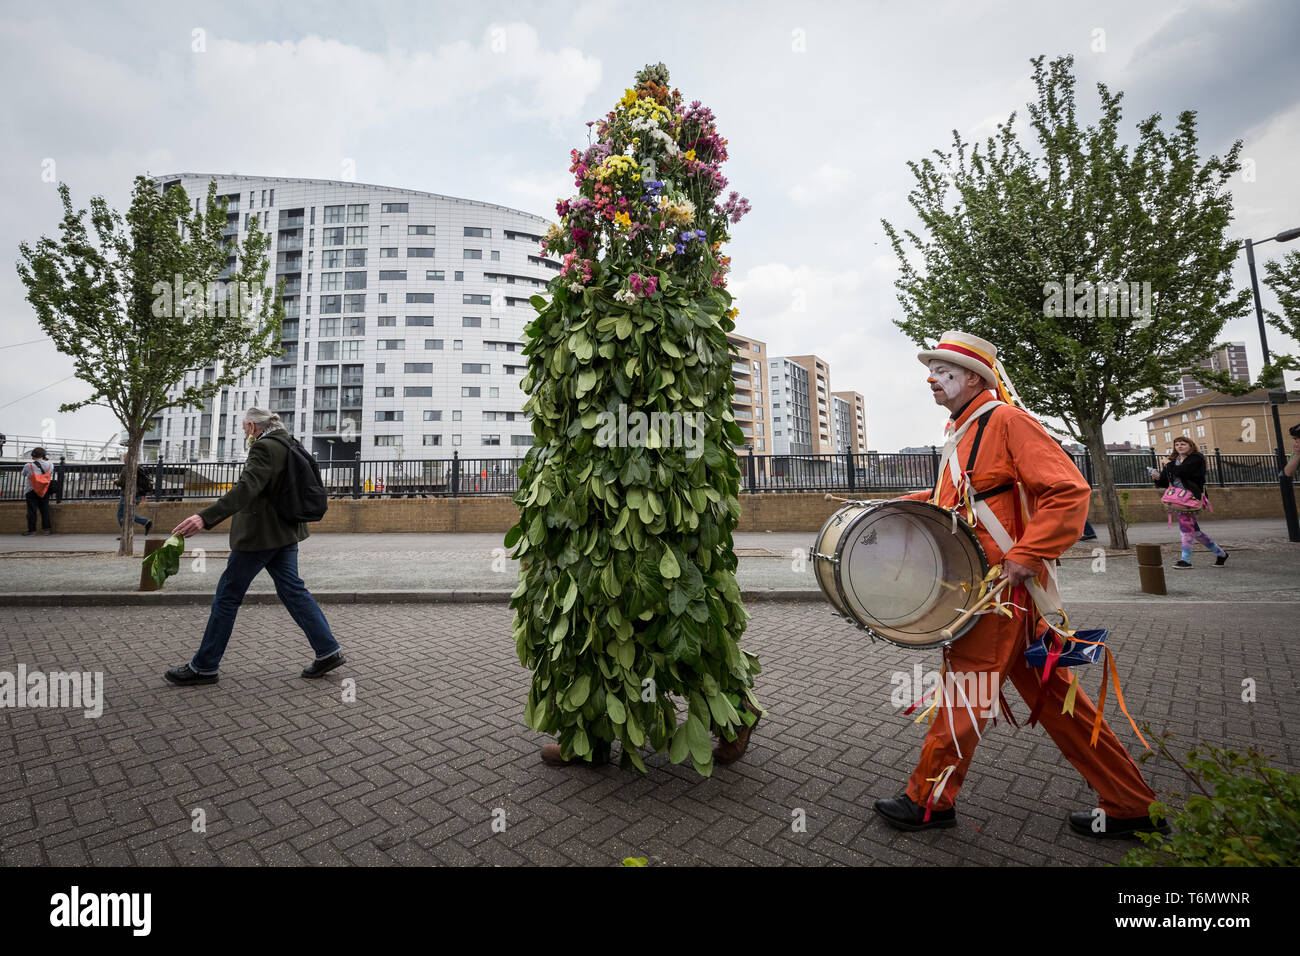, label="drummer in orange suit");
[873,331,1168,839]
